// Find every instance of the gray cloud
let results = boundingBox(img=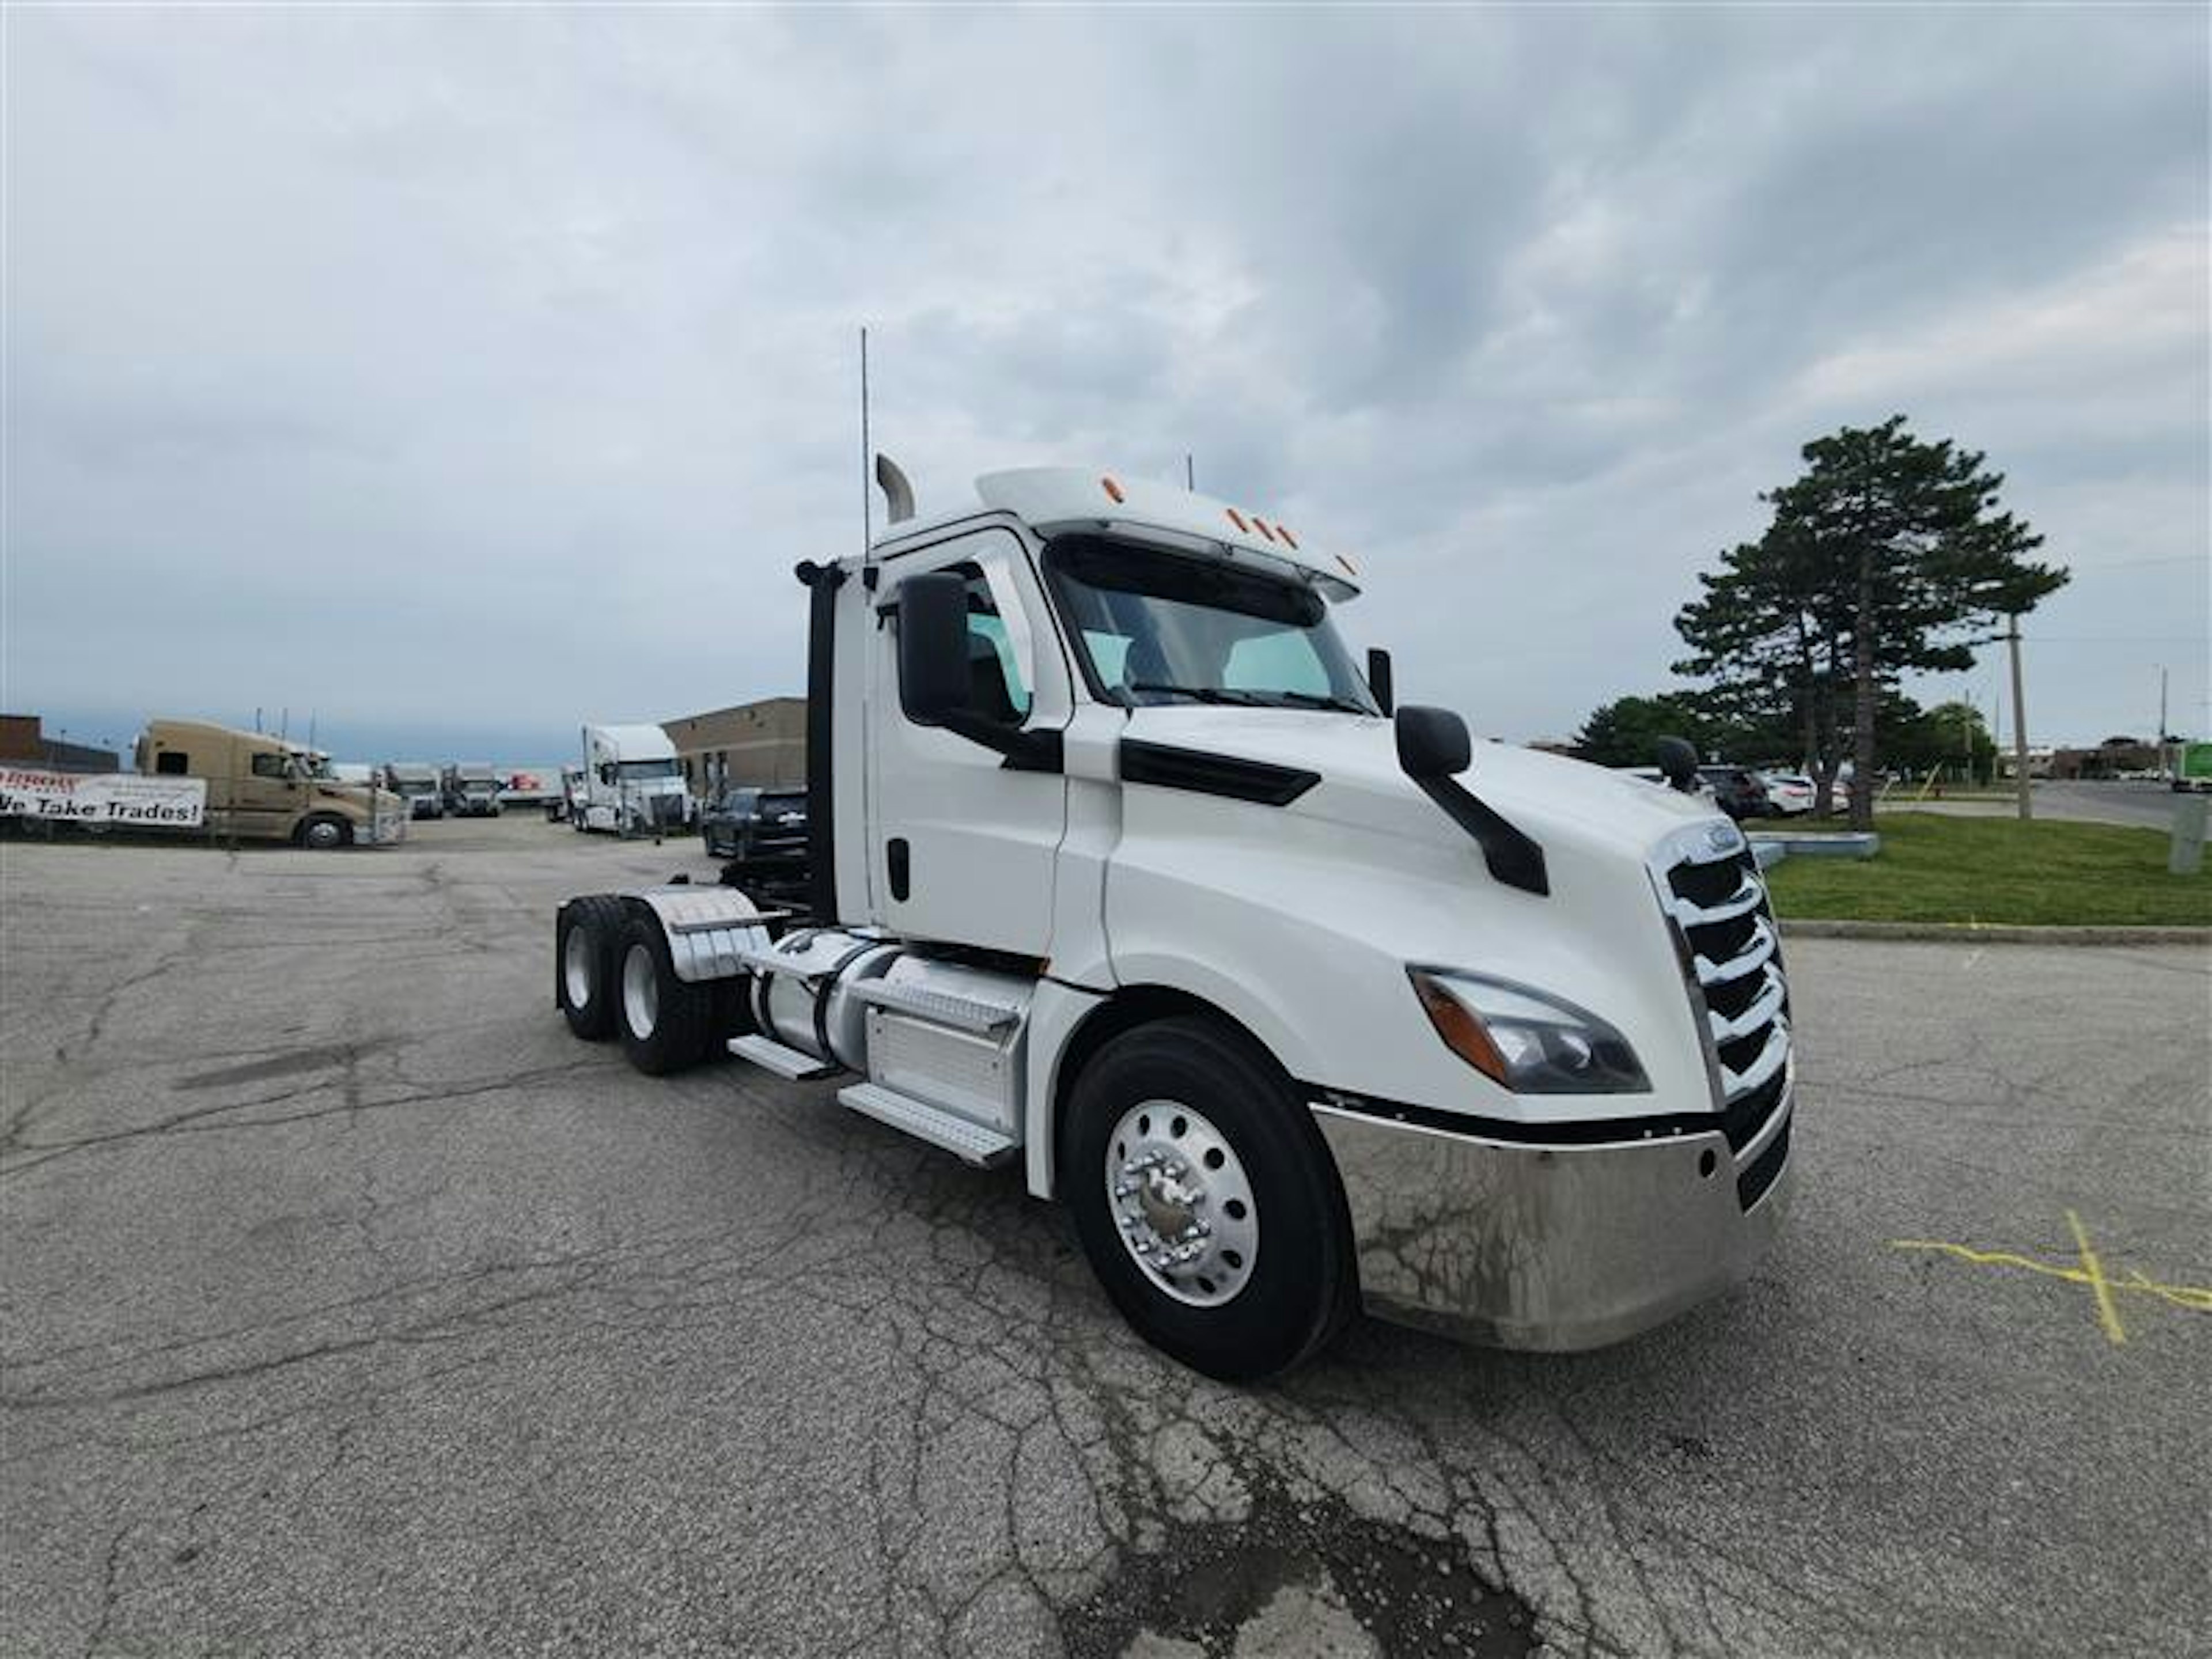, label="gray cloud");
[6,6,2206,763]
